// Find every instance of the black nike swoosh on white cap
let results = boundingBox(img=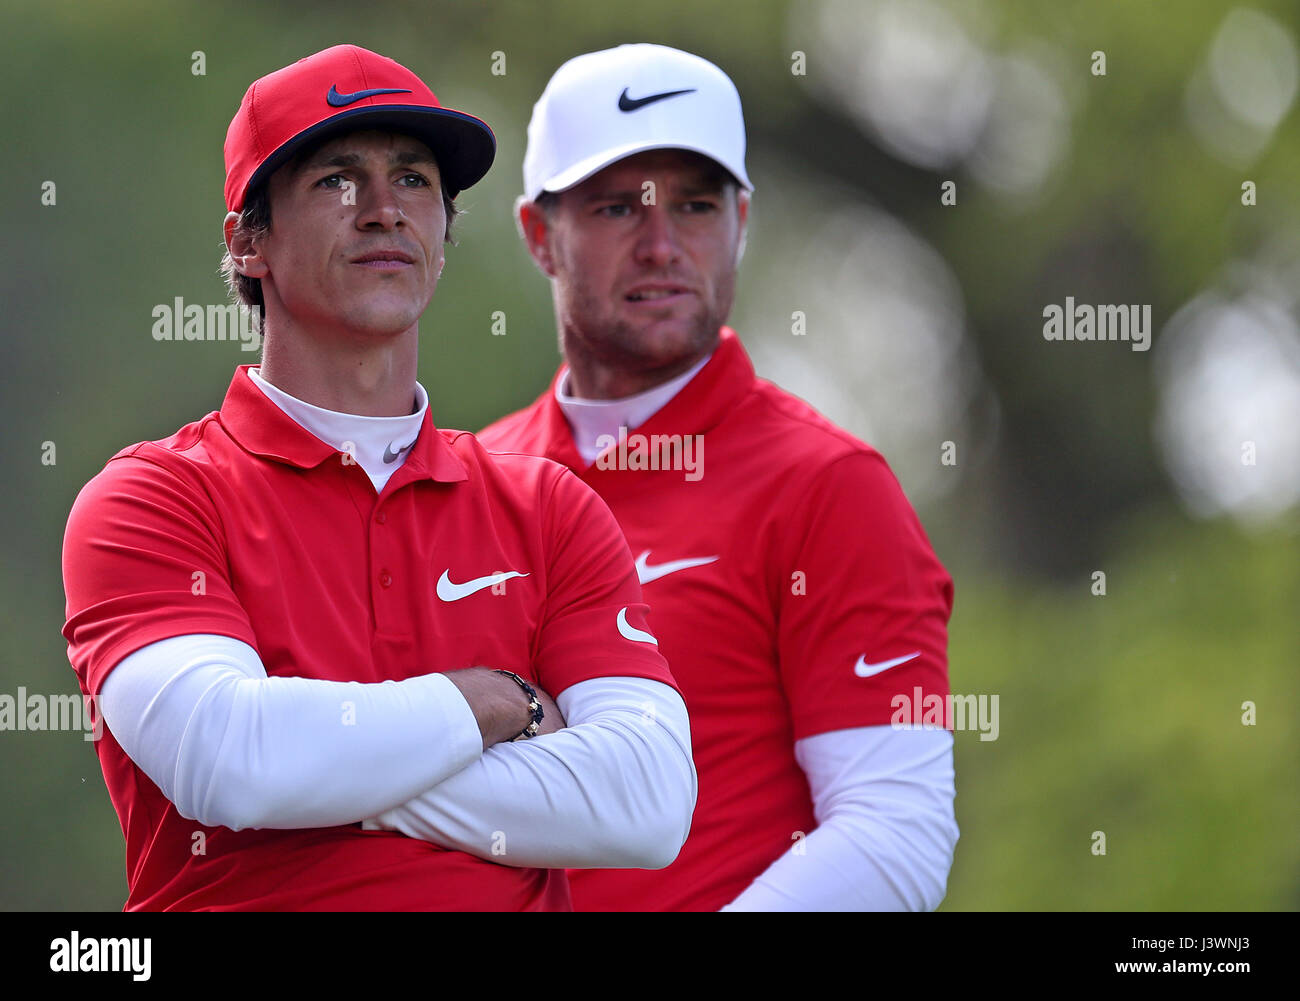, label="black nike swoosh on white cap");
[617,87,697,112]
